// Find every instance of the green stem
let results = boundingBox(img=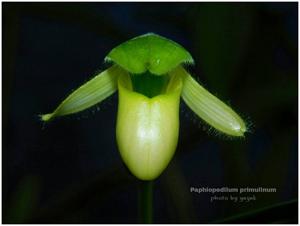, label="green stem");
[138,180,153,223]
